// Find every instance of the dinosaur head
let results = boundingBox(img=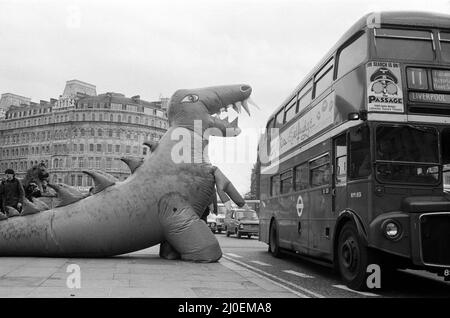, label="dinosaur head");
[168,84,255,137]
